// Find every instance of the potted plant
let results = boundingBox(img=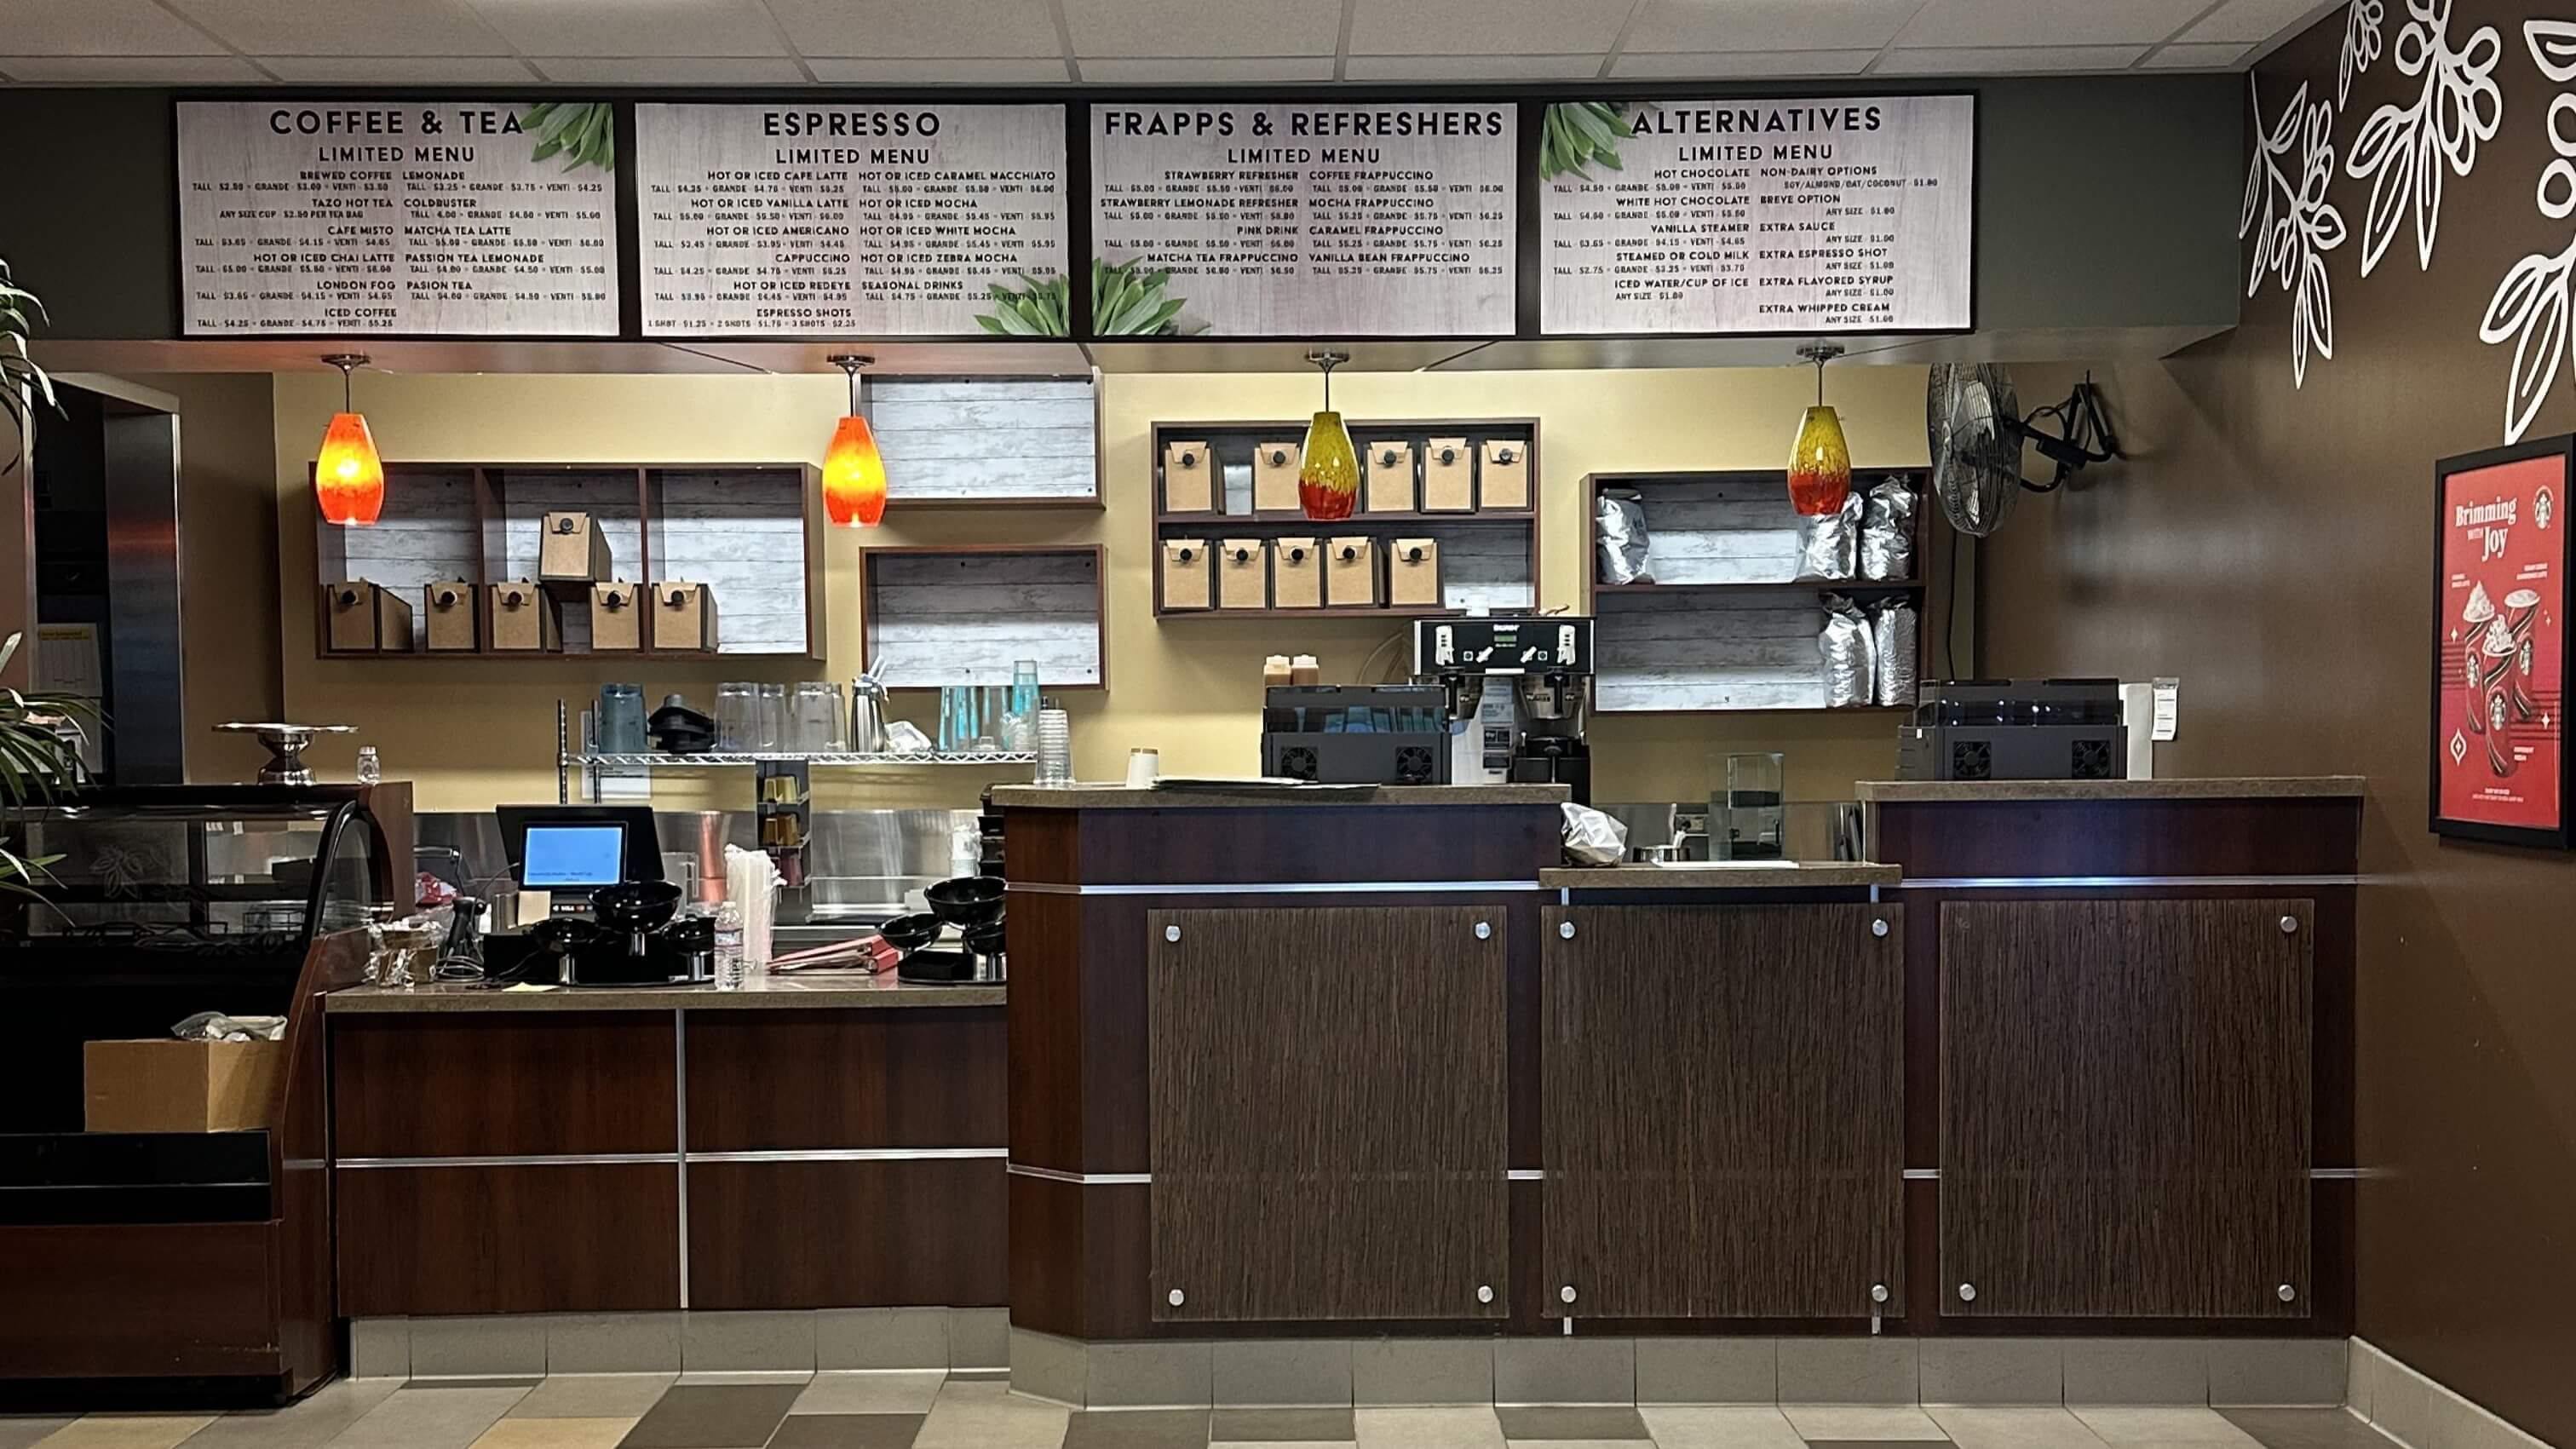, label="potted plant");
[1,255,58,474]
